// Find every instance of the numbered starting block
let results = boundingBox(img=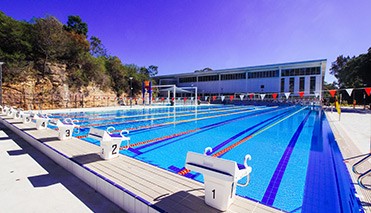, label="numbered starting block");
[185,147,252,211]
[13,108,24,119]
[1,105,10,115]
[50,118,80,140]
[88,127,130,160]
[22,112,34,124]
[7,107,17,117]
[34,114,50,130]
